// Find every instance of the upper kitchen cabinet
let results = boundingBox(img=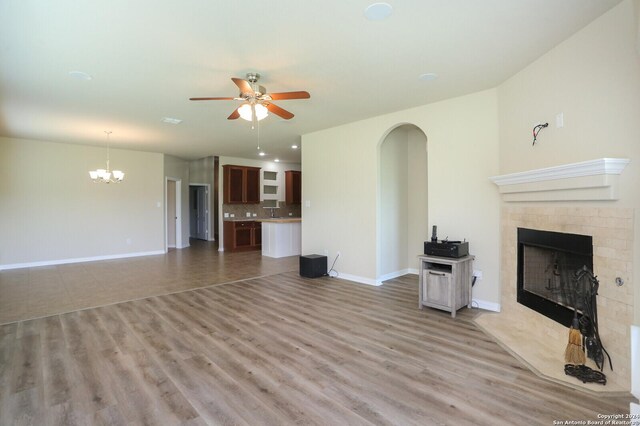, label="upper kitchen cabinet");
[223,165,261,204]
[285,170,301,205]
